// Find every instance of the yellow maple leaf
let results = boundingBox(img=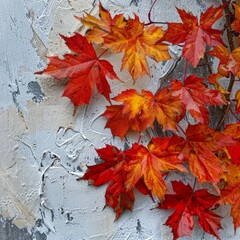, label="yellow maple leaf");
[235,90,240,114]
[78,3,126,44]
[219,163,240,231]
[104,16,171,81]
